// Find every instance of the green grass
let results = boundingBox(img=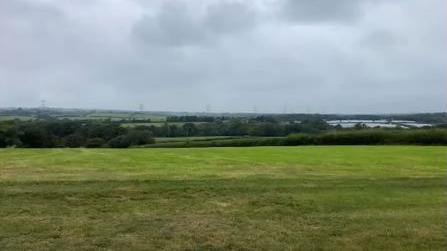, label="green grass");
[0,146,445,250]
